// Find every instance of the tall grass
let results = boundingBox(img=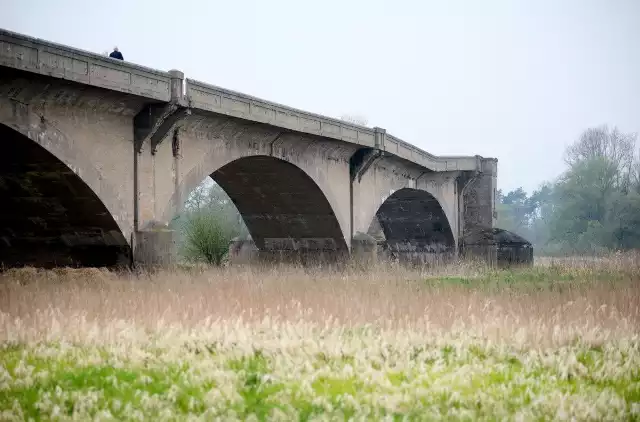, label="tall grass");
[1,260,638,344]
[0,256,638,420]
